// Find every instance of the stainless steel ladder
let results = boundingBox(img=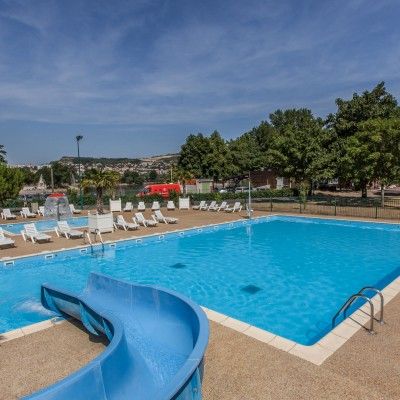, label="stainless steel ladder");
[332,286,385,335]
[84,229,105,253]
